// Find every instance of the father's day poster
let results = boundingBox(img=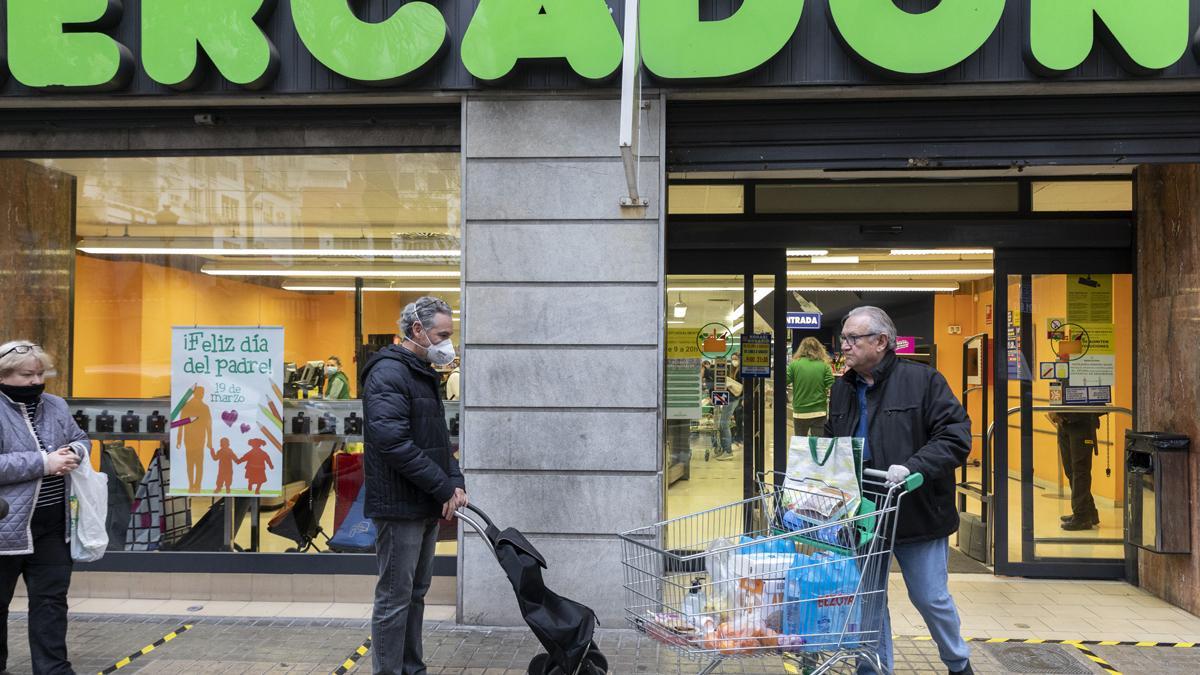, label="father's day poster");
[169,327,285,497]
